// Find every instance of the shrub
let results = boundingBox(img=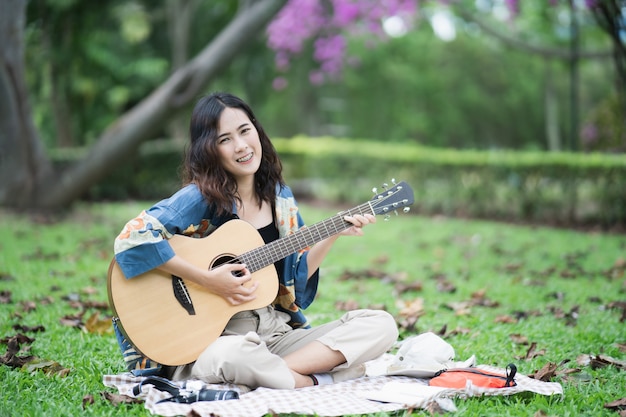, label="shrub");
[50,137,626,229]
